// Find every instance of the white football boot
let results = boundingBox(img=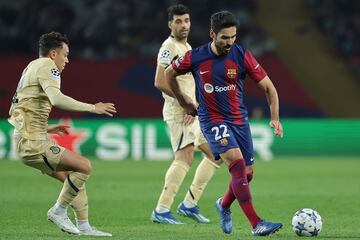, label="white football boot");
[47,207,80,235]
[78,225,112,237]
